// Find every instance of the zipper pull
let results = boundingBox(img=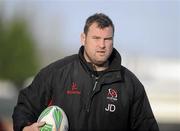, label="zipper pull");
[93,81,98,91]
[93,76,98,91]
